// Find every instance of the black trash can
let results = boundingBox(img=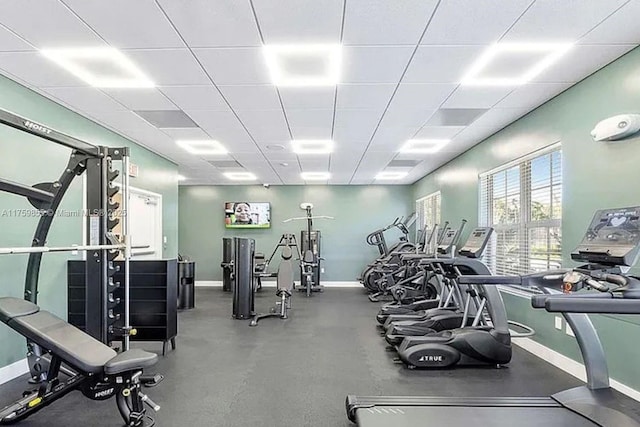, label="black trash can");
[178,261,196,310]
